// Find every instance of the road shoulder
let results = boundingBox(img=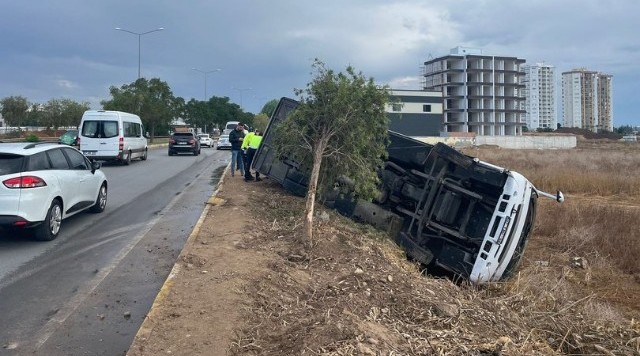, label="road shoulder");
[127,169,269,355]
